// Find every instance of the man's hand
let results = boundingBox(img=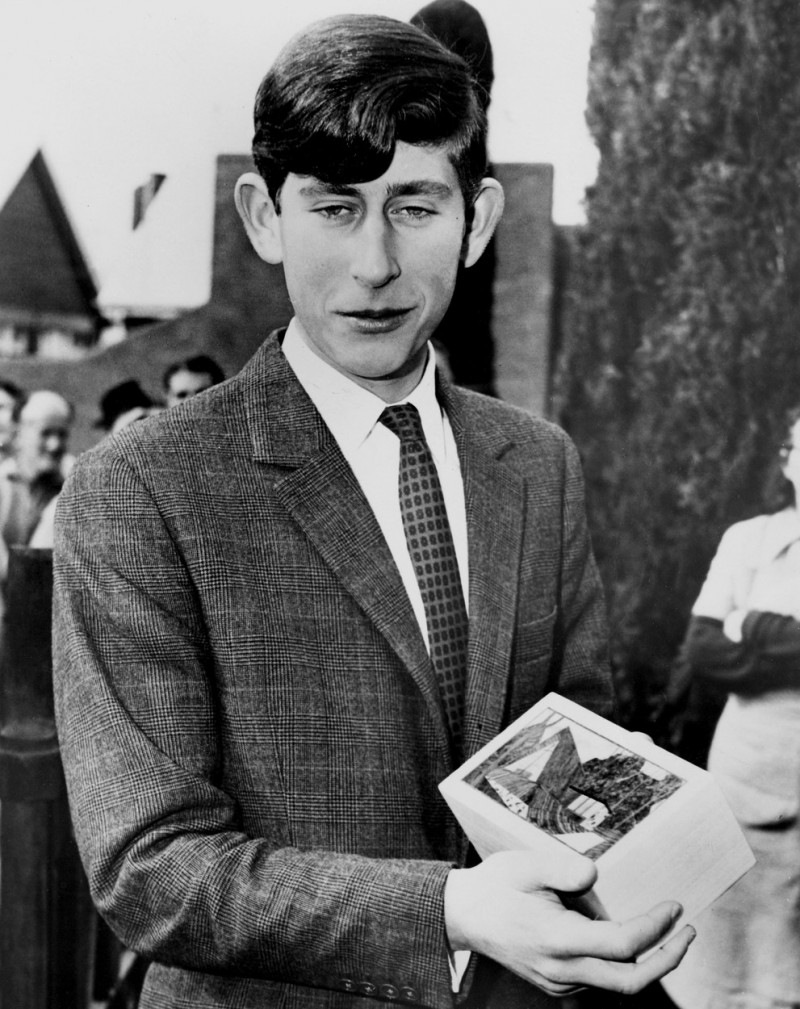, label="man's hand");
[444,850,695,997]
